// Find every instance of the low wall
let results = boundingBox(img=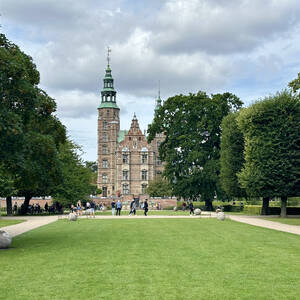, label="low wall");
[0,198,52,209]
